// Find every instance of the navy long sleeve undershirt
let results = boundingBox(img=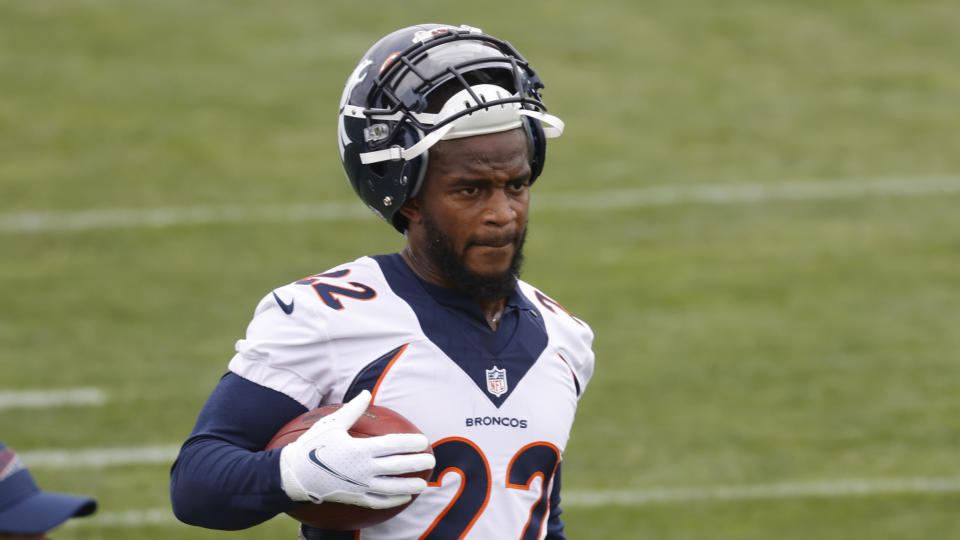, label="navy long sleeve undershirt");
[170,372,307,530]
